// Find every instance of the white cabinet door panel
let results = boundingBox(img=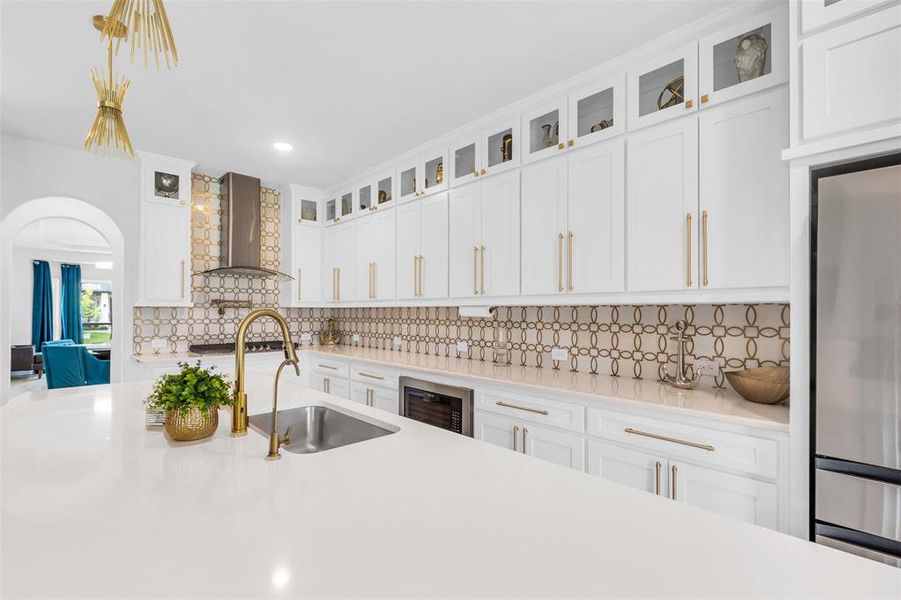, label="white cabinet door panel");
[395,203,420,300]
[449,183,482,298]
[474,411,518,452]
[335,223,355,303]
[354,218,376,301]
[420,193,449,299]
[521,156,567,296]
[480,171,520,297]
[670,461,778,529]
[374,210,396,300]
[627,115,698,292]
[139,202,191,306]
[699,87,789,290]
[567,138,625,294]
[294,224,322,303]
[370,386,399,414]
[587,441,667,496]
[522,424,585,470]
